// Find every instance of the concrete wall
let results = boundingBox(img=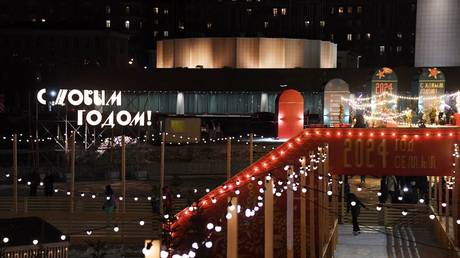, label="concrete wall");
[156,37,337,69]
